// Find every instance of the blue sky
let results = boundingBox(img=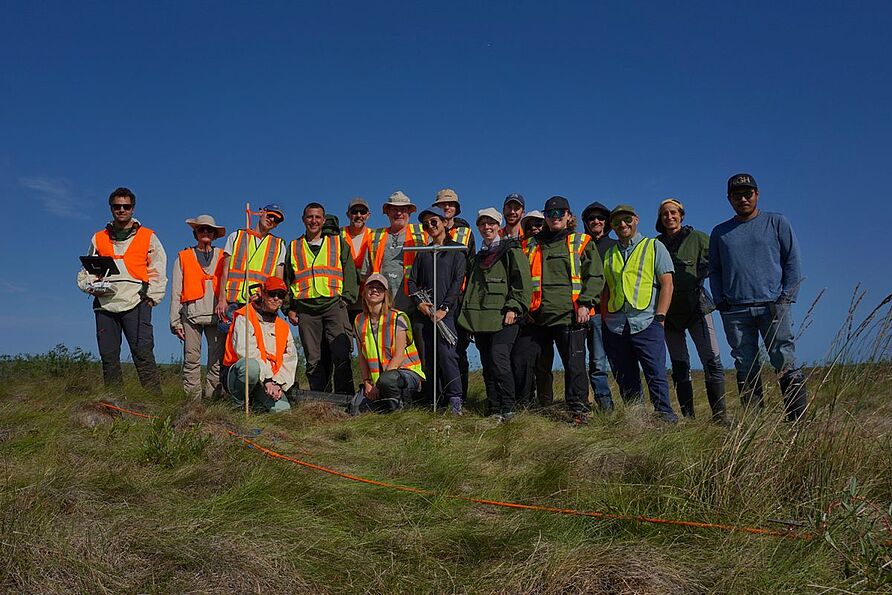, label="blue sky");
[2,1,890,366]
